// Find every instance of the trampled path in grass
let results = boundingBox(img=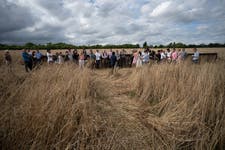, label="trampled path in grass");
[94,68,149,129]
